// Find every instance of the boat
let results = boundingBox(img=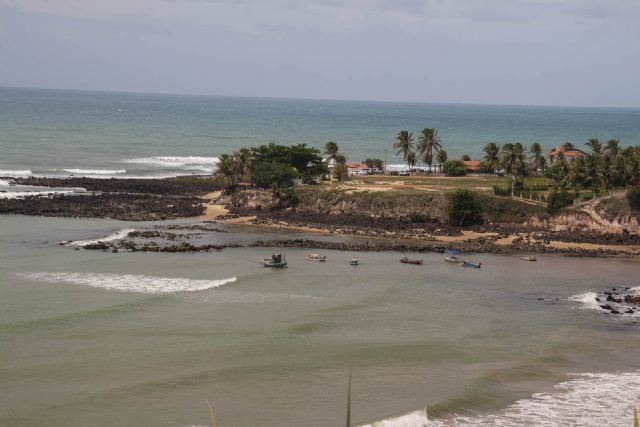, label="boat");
[262,253,288,268]
[306,253,327,262]
[349,258,359,266]
[446,249,461,255]
[400,256,423,265]
[444,255,462,263]
[520,256,537,262]
[462,261,482,269]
